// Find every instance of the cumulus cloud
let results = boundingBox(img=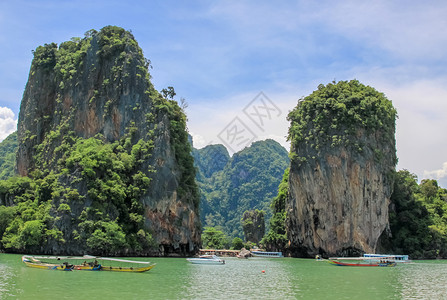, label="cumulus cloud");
[0,107,17,141]
[424,162,447,181]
